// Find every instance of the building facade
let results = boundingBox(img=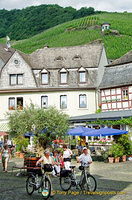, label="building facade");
[99,50,132,112]
[0,43,108,131]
